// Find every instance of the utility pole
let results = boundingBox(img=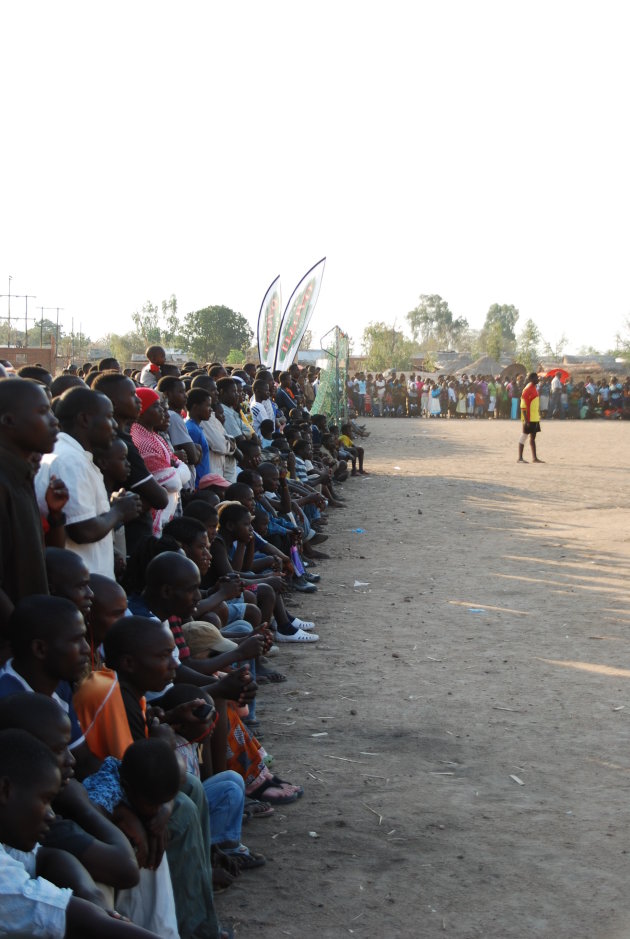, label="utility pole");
[11,294,37,347]
[37,307,62,348]
[0,276,13,346]
[54,308,64,368]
